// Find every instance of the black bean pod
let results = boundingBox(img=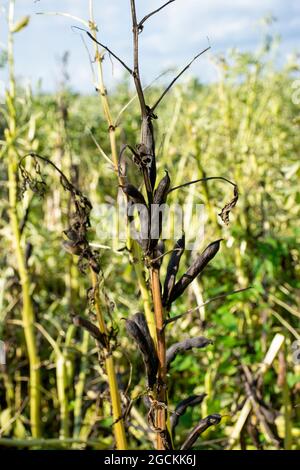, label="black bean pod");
[181,414,222,450]
[122,184,146,206]
[126,313,158,389]
[171,394,206,436]
[166,336,213,368]
[153,170,171,205]
[168,239,222,304]
[162,234,185,306]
